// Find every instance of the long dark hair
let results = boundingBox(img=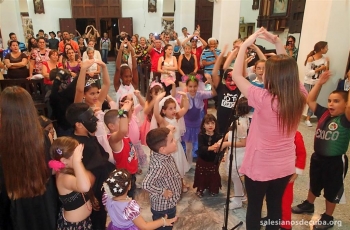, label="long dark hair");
[265,55,306,135]
[304,41,328,66]
[0,86,48,199]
